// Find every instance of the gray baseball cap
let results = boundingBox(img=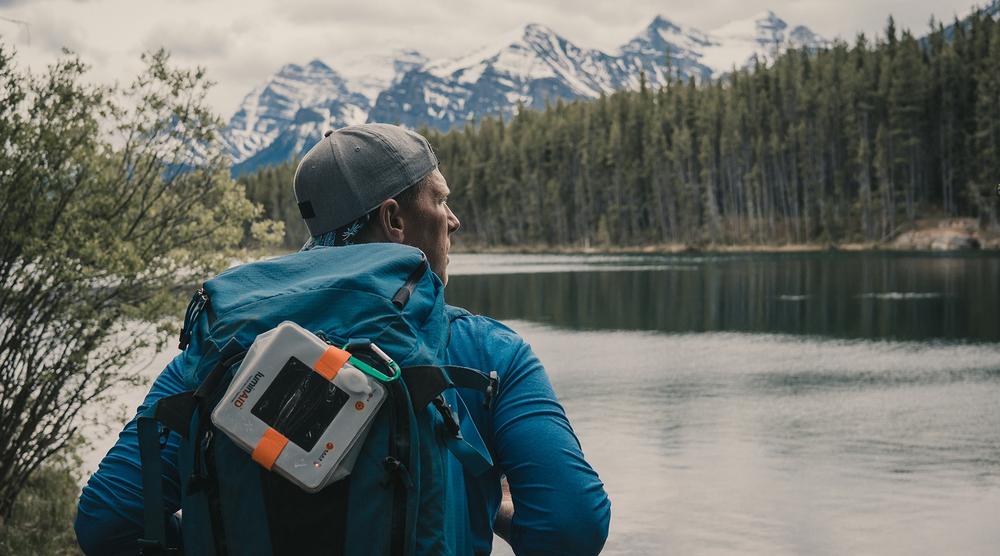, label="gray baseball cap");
[293,123,438,237]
